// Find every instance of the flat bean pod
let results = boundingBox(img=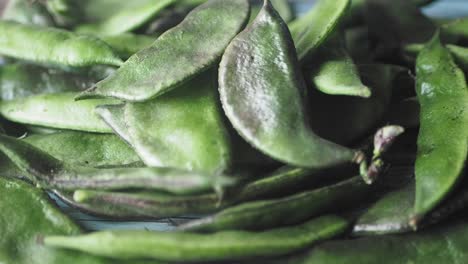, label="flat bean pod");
[289,0,350,60]
[219,0,362,170]
[77,0,250,102]
[304,33,371,98]
[0,21,122,67]
[24,131,141,167]
[0,92,118,133]
[72,166,342,218]
[124,72,233,174]
[413,34,468,221]
[45,215,349,262]
[180,176,371,232]
[0,134,230,195]
[0,63,94,101]
[76,0,176,36]
[0,177,135,264]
